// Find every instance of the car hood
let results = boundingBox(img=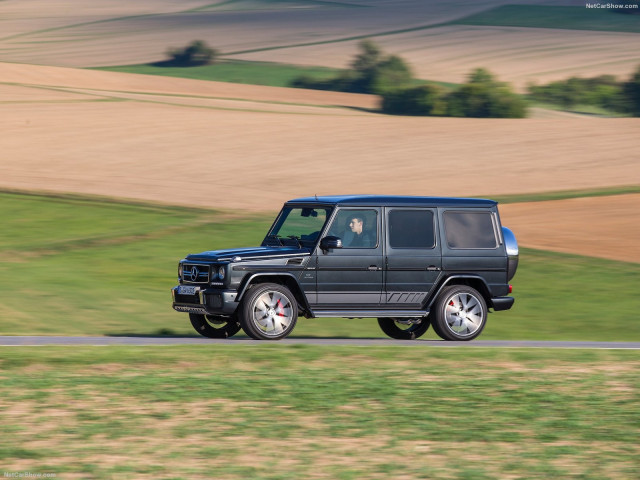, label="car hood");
[184,246,310,263]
